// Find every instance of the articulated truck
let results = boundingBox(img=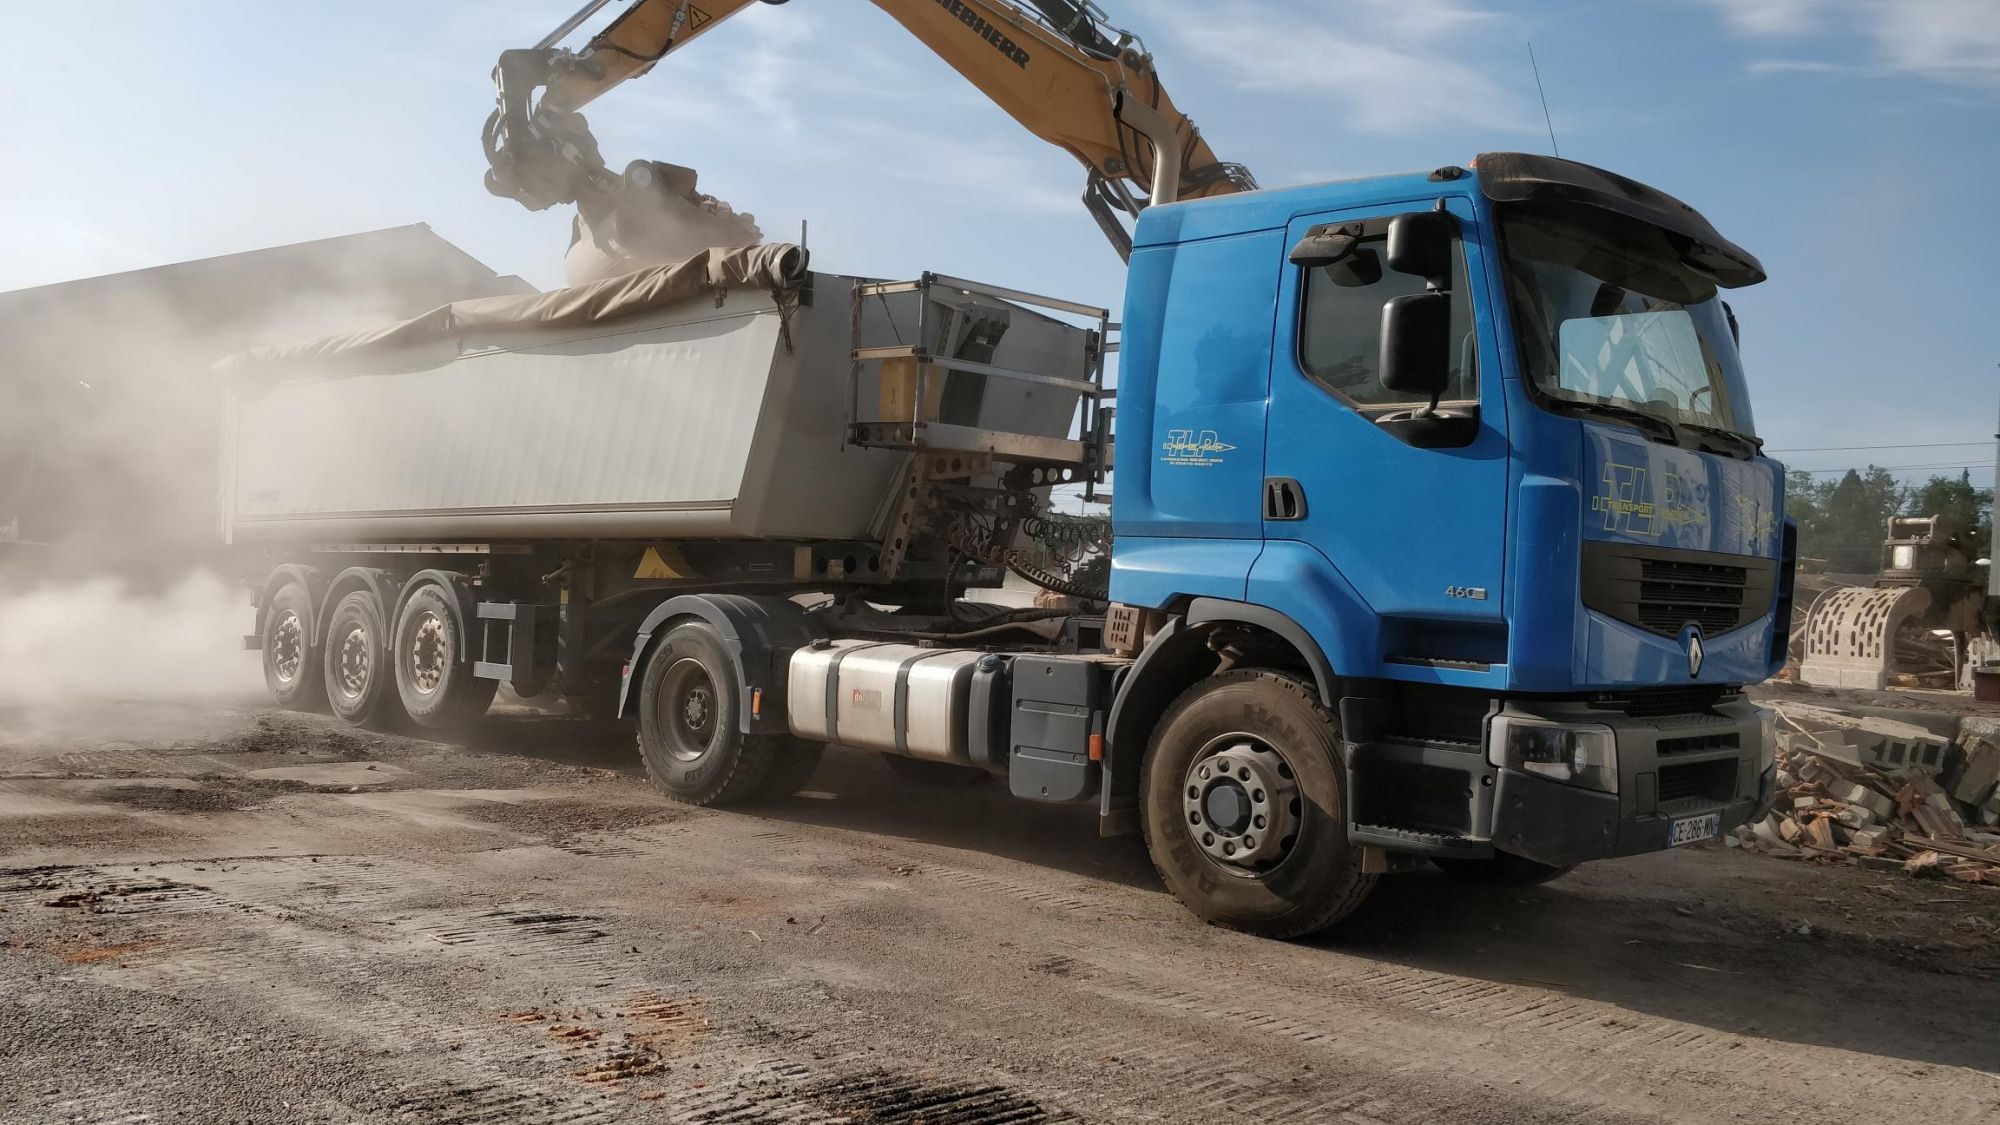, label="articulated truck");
[229,155,1794,936]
